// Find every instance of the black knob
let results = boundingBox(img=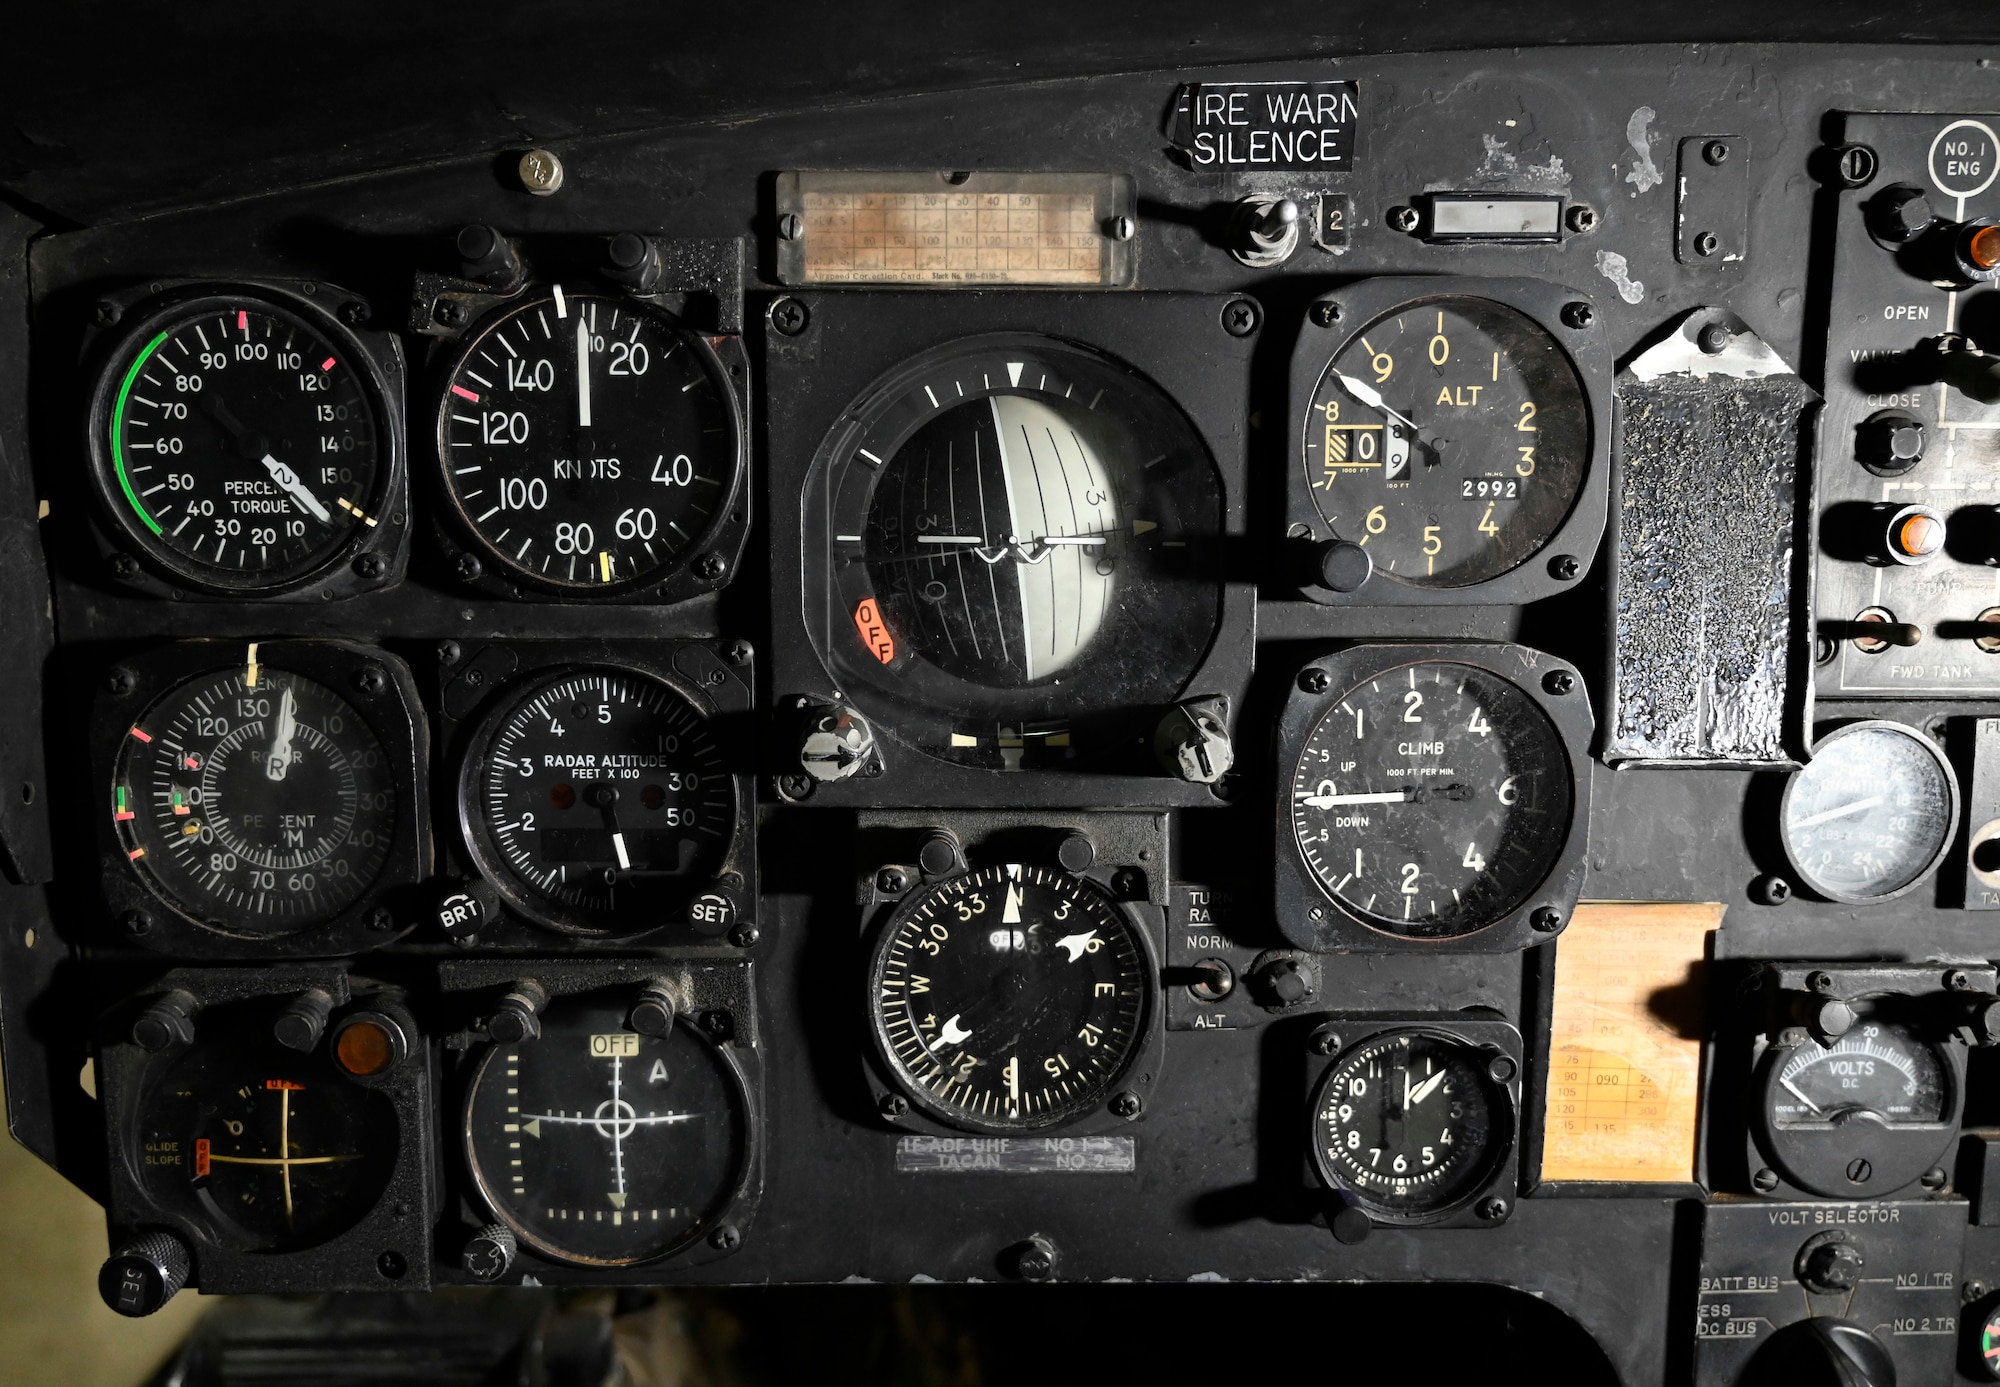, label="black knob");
[435,884,490,945]
[1869,184,1934,243]
[131,990,199,1052]
[455,224,522,287]
[1800,1240,1866,1293]
[1744,1316,1895,1387]
[604,232,662,292]
[917,831,963,877]
[462,1222,518,1282]
[627,983,677,1038]
[99,1231,191,1316]
[487,979,549,1044]
[1251,956,1315,1008]
[1311,539,1373,593]
[1857,411,1926,475]
[273,988,334,1052]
